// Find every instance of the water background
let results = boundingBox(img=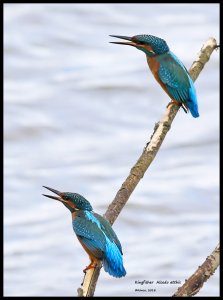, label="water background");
[4,3,219,296]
